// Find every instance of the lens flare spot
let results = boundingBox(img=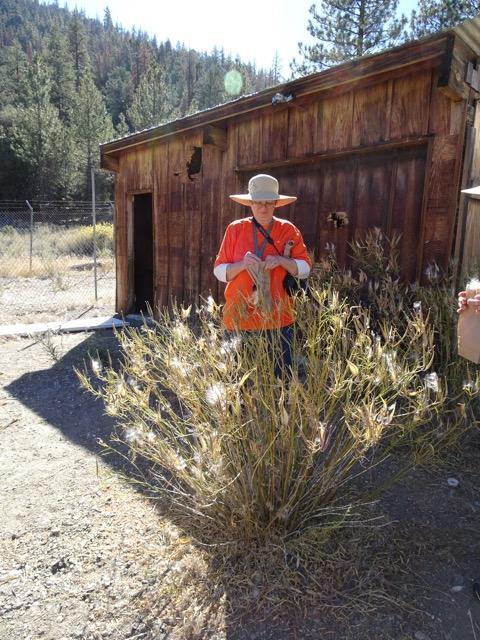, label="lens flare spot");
[224,70,243,96]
